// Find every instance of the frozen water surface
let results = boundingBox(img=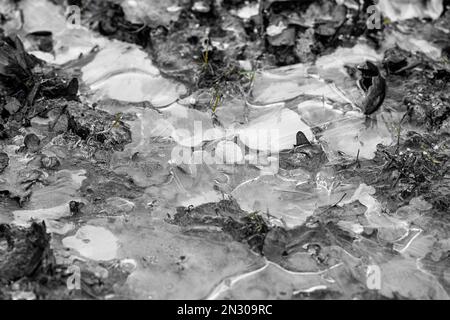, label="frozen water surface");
[1,0,448,300]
